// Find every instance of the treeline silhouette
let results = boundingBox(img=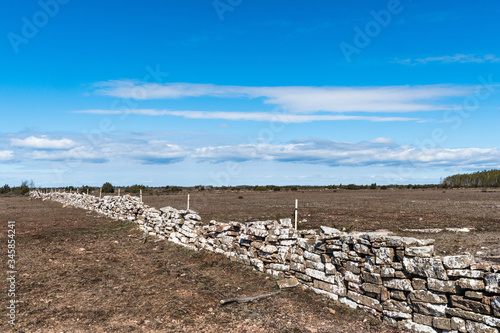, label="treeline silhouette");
[443,169,500,188]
